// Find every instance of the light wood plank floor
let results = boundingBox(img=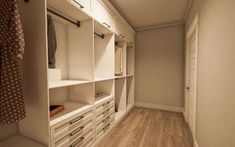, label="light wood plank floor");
[96,107,193,147]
